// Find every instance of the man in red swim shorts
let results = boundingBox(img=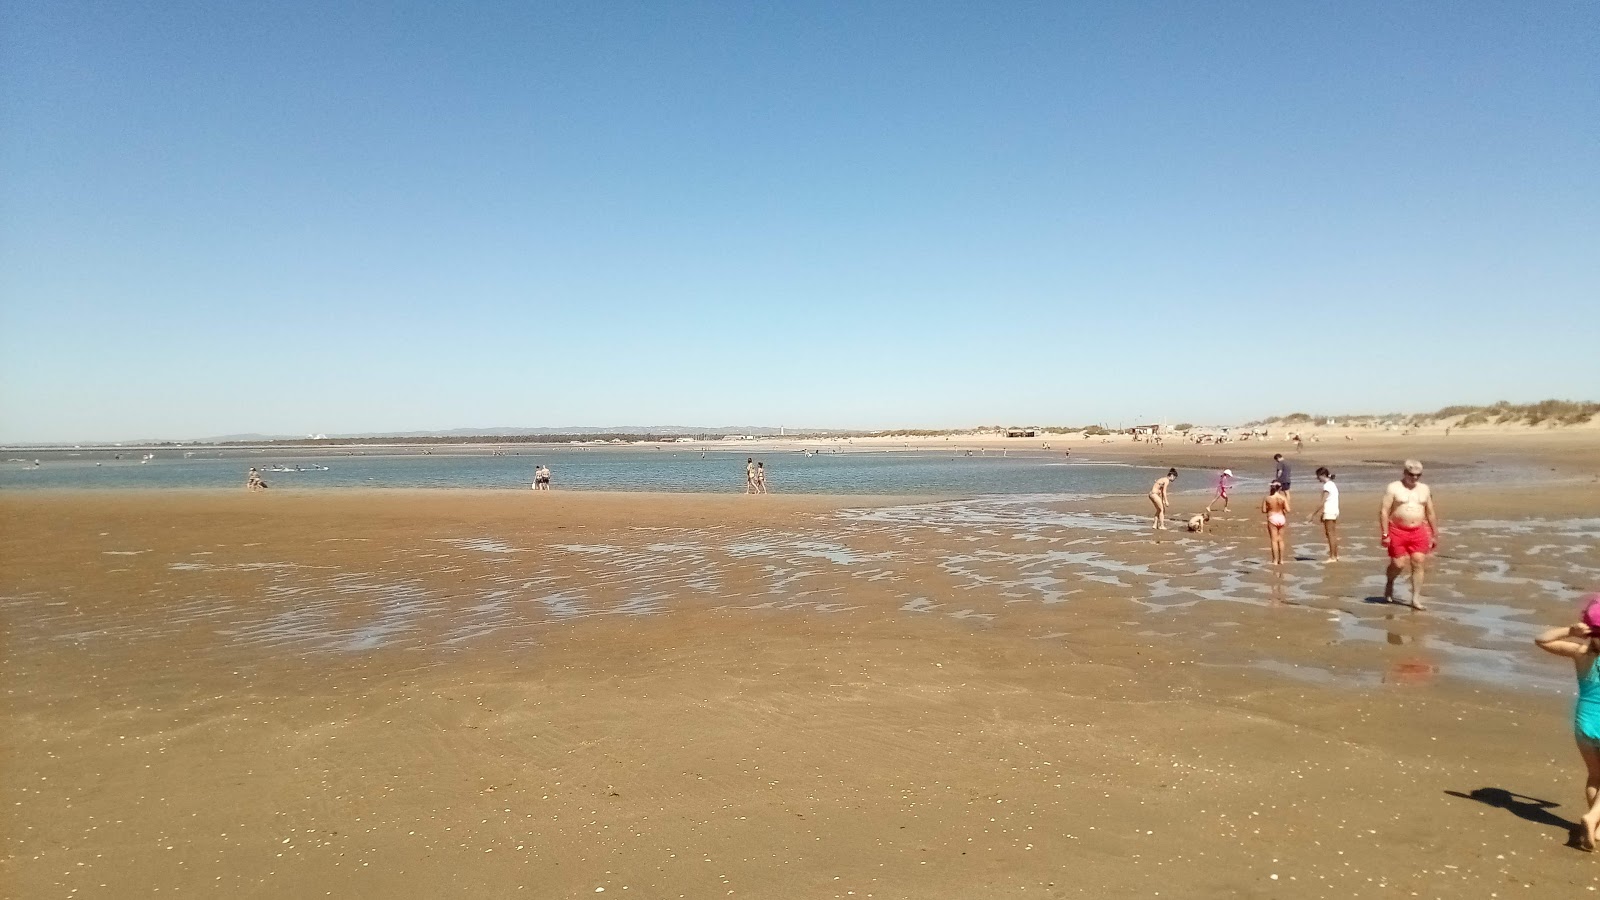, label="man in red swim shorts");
[1379,459,1438,610]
